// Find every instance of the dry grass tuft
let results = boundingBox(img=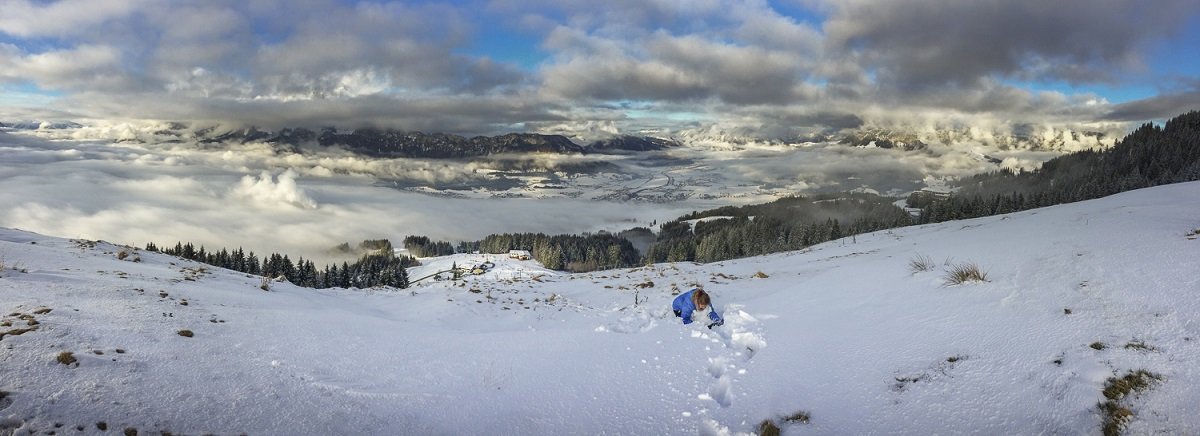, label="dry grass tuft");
[1099,370,1162,436]
[0,327,39,341]
[908,254,936,273]
[177,329,194,338]
[943,262,989,285]
[1124,341,1157,352]
[753,271,769,279]
[783,410,811,424]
